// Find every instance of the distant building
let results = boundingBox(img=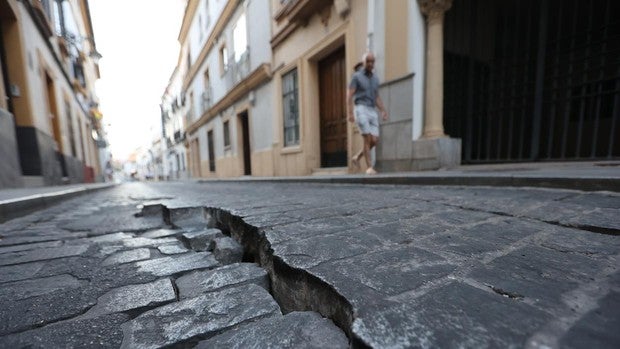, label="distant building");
[178,0,274,178]
[160,67,189,181]
[0,0,106,187]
